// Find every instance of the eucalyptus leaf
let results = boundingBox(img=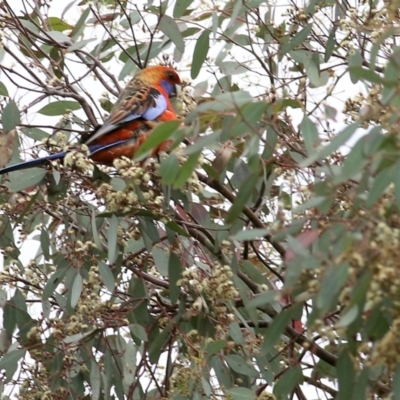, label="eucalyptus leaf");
[38,101,80,116]
[3,100,21,132]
